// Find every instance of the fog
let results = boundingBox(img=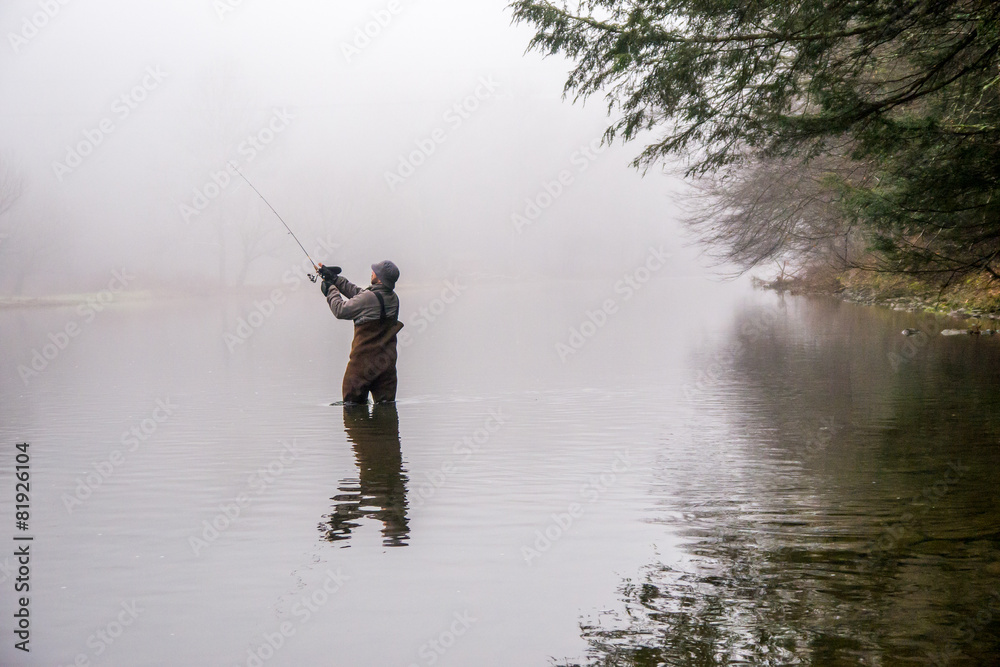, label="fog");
[9,6,1000,666]
[0,0,698,295]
